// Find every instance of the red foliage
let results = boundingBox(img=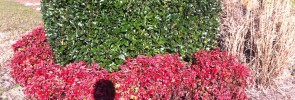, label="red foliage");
[10,26,55,86]
[190,49,251,99]
[60,62,109,99]
[10,26,251,100]
[110,54,194,99]
[10,27,109,99]
[110,49,251,99]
